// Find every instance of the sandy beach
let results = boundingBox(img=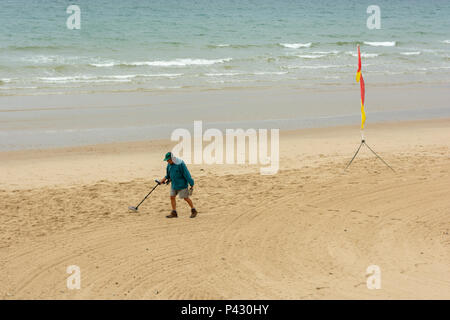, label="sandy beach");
[1,118,449,299]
